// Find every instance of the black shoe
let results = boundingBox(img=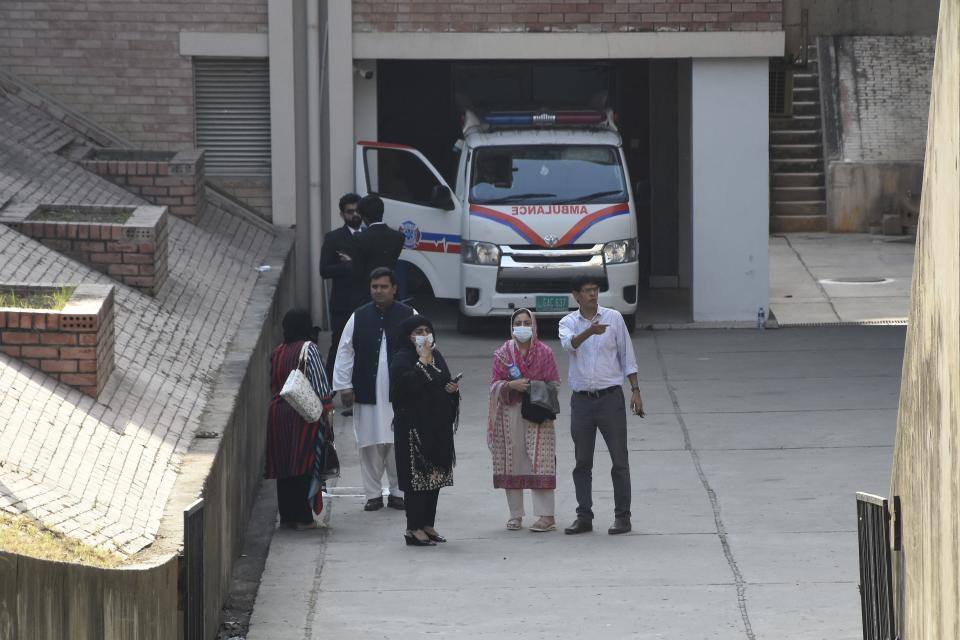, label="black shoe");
[563,518,593,535]
[608,517,632,535]
[387,495,405,510]
[404,532,436,547]
[425,531,447,543]
[342,408,353,417]
[364,497,384,511]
